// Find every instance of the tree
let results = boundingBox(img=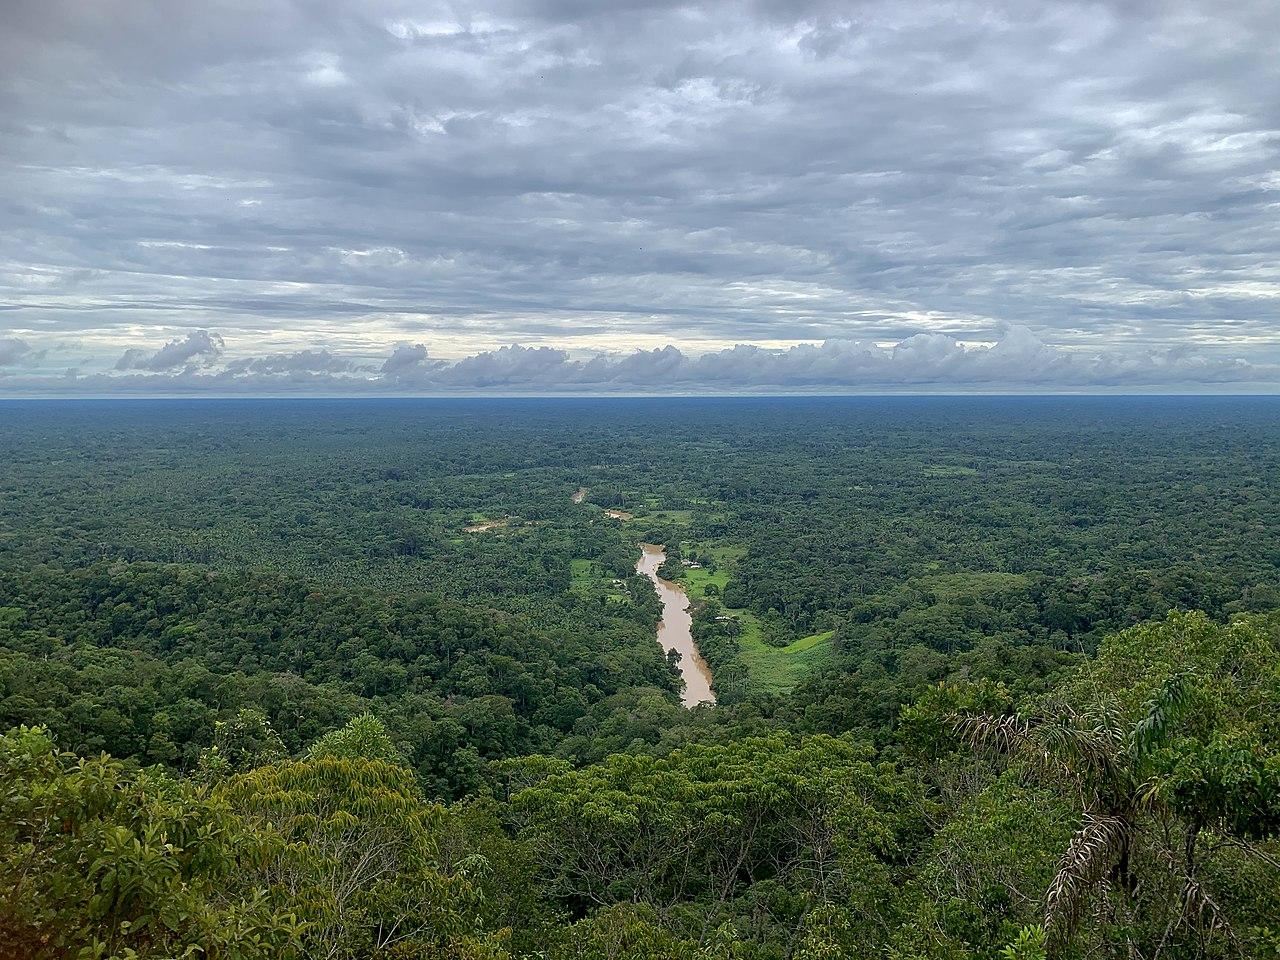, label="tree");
[957,611,1280,958]
[305,713,404,764]
[202,708,287,774]
[514,733,918,950]
[0,725,298,959]
[219,756,511,958]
